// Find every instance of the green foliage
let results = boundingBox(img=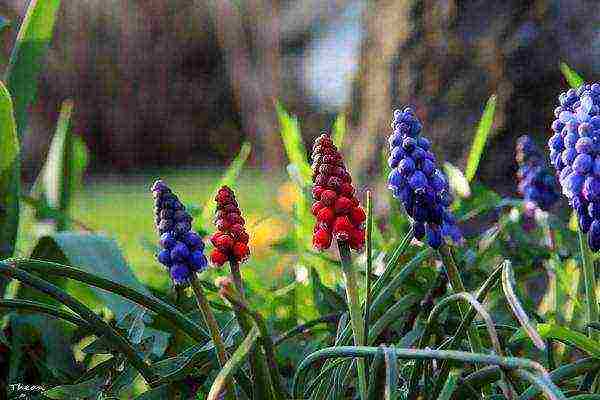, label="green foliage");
[465,94,496,182]
[560,61,585,89]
